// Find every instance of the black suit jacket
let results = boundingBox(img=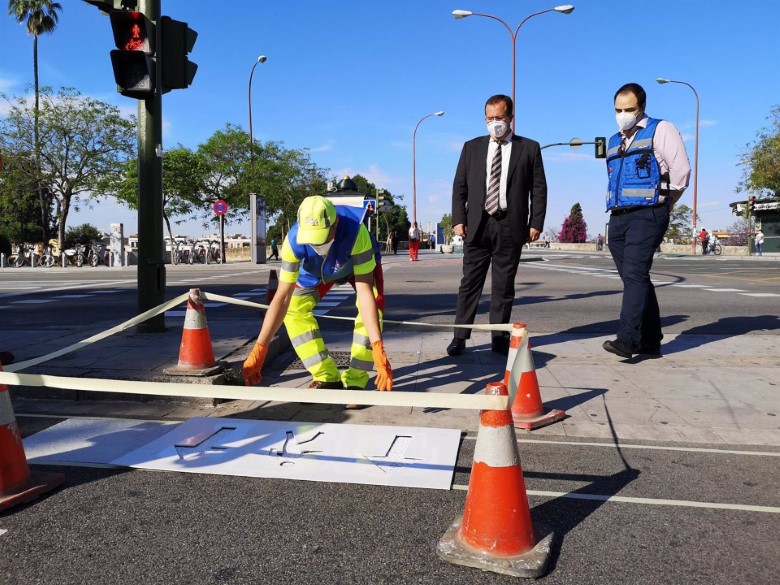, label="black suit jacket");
[452,134,547,247]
